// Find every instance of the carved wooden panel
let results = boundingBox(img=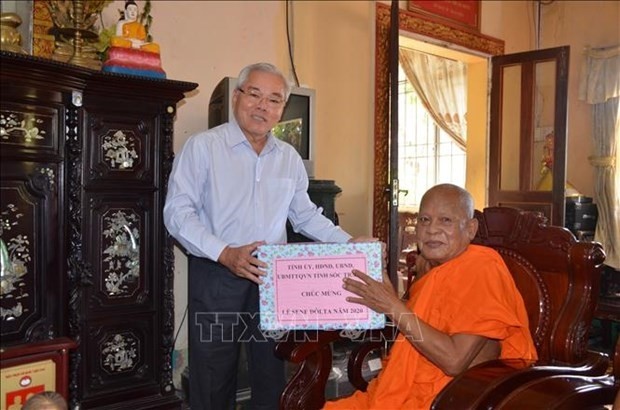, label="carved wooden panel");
[79,316,159,407]
[0,102,60,155]
[1,161,63,345]
[84,194,153,310]
[84,111,156,185]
